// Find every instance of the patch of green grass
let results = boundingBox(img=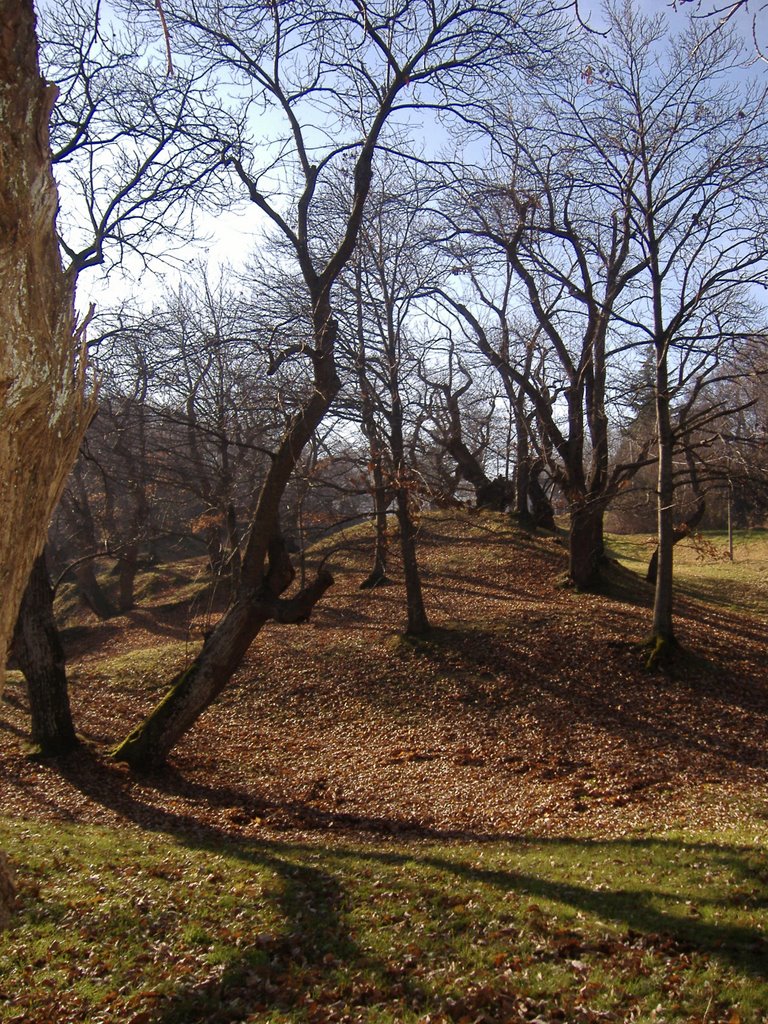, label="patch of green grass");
[87,641,198,693]
[2,813,767,1023]
[606,530,768,616]
[133,561,215,606]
